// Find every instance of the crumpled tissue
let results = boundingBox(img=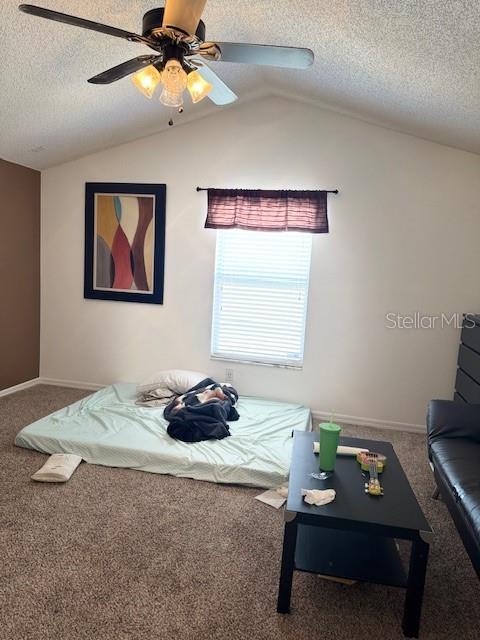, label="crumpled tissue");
[301,488,336,506]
